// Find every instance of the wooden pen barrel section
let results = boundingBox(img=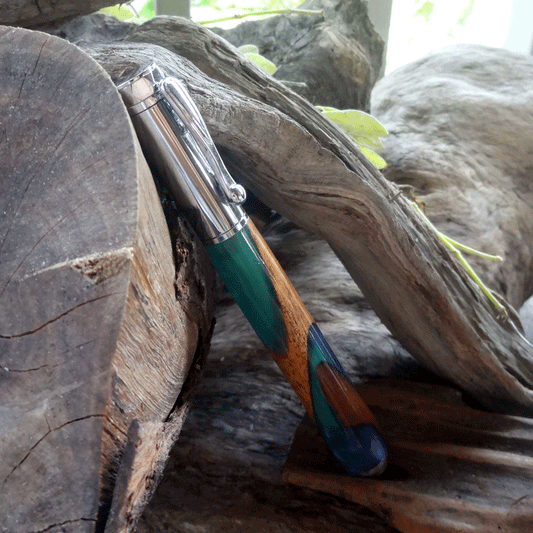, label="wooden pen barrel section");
[205,219,387,475]
[206,220,315,413]
[205,220,376,426]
